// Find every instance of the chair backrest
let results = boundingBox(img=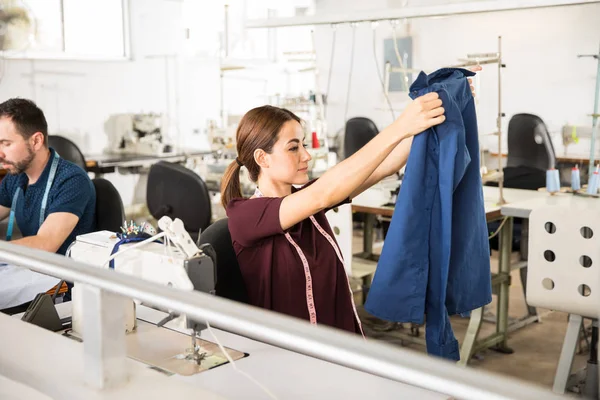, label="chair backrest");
[147,161,212,235]
[92,178,125,232]
[507,114,556,171]
[48,135,87,170]
[197,218,250,304]
[527,204,600,319]
[344,117,378,159]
